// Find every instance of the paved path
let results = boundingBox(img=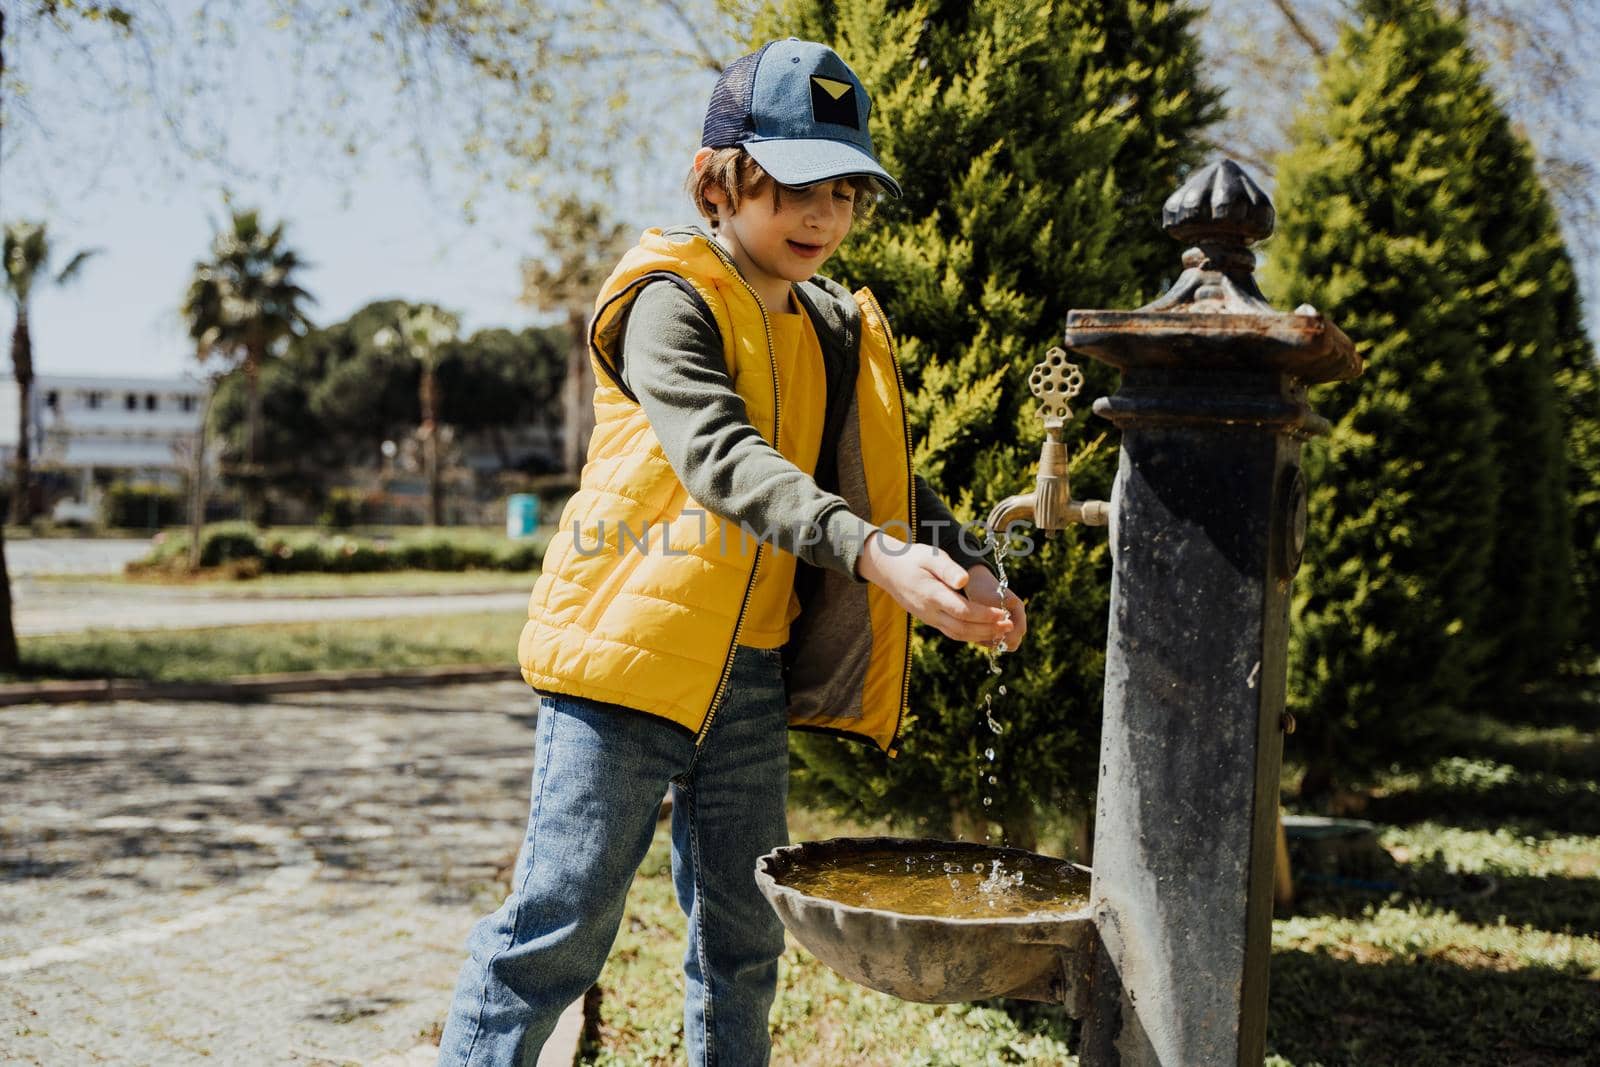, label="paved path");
[10,580,530,636]
[3,539,152,577]
[0,682,542,1065]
